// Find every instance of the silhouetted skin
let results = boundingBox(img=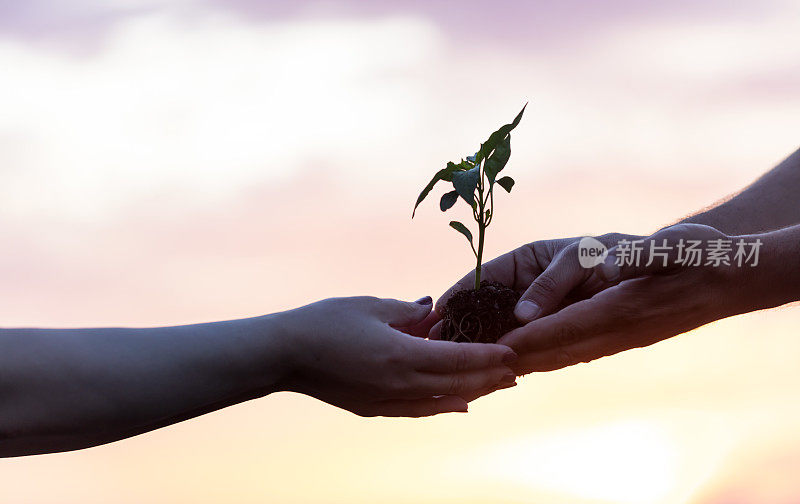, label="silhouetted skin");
[432,147,800,375]
[0,296,517,457]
